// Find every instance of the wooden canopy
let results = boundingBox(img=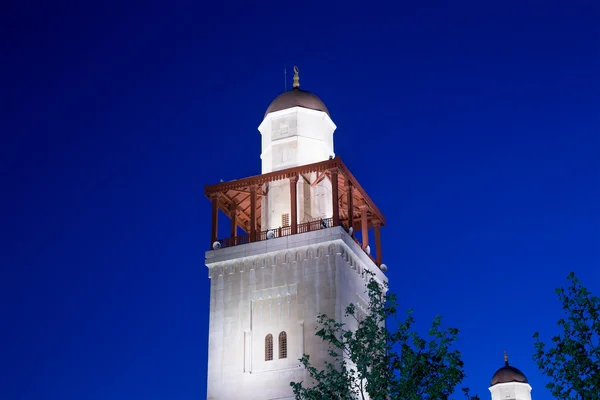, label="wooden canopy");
[204,156,386,265]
